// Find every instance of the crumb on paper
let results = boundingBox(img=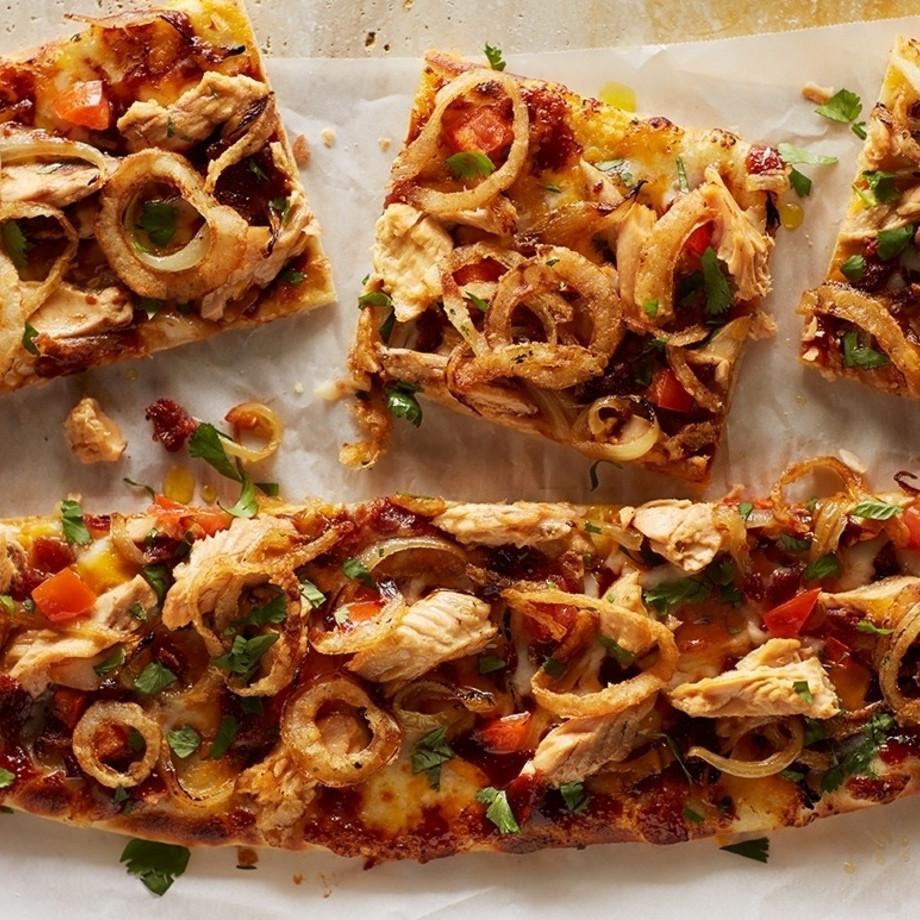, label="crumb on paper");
[315,378,354,401]
[843,860,856,874]
[292,873,304,886]
[838,448,867,474]
[364,30,376,49]
[801,81,834,105]
[125,368,139,382]
[378,137,392,152]
[64,396,127,465]
[320,127,336,148]
[319,872,333,898]
[236,846,258,871]
[292,133,311,167]
[403,0,414,8]
[293,381,305,396]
